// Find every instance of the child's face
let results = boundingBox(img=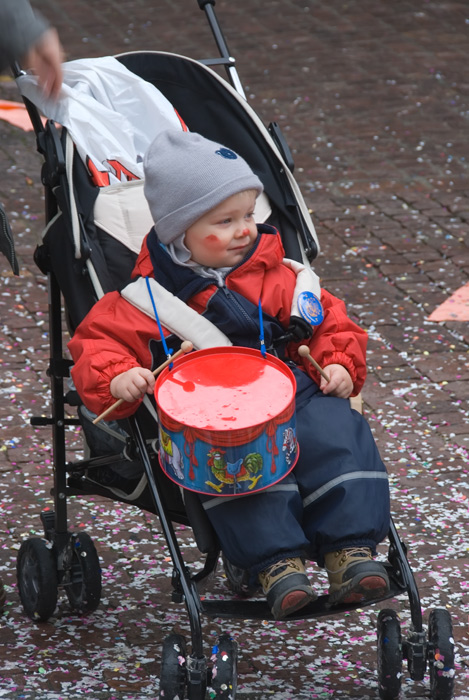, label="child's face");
[185,190,258,268]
